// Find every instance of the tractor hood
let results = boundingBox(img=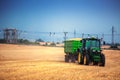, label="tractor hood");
[91,47,101,53]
